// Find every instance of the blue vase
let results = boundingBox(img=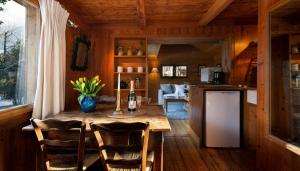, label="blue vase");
[80,96,96,113]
